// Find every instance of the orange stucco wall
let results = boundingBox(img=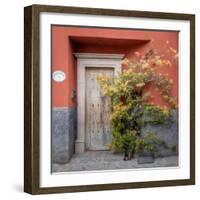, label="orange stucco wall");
[52,26,178,108]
